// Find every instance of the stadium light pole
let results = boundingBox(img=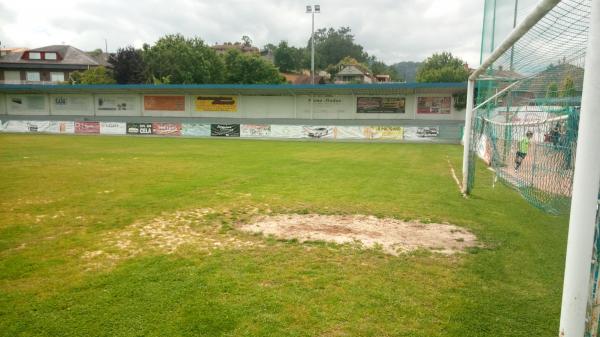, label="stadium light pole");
[306,5,320,85]
[559,0,600,335]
